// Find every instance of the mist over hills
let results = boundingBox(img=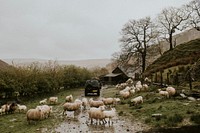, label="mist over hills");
[2,58,111,69]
